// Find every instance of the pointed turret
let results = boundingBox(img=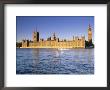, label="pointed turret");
[52,32,56,40]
